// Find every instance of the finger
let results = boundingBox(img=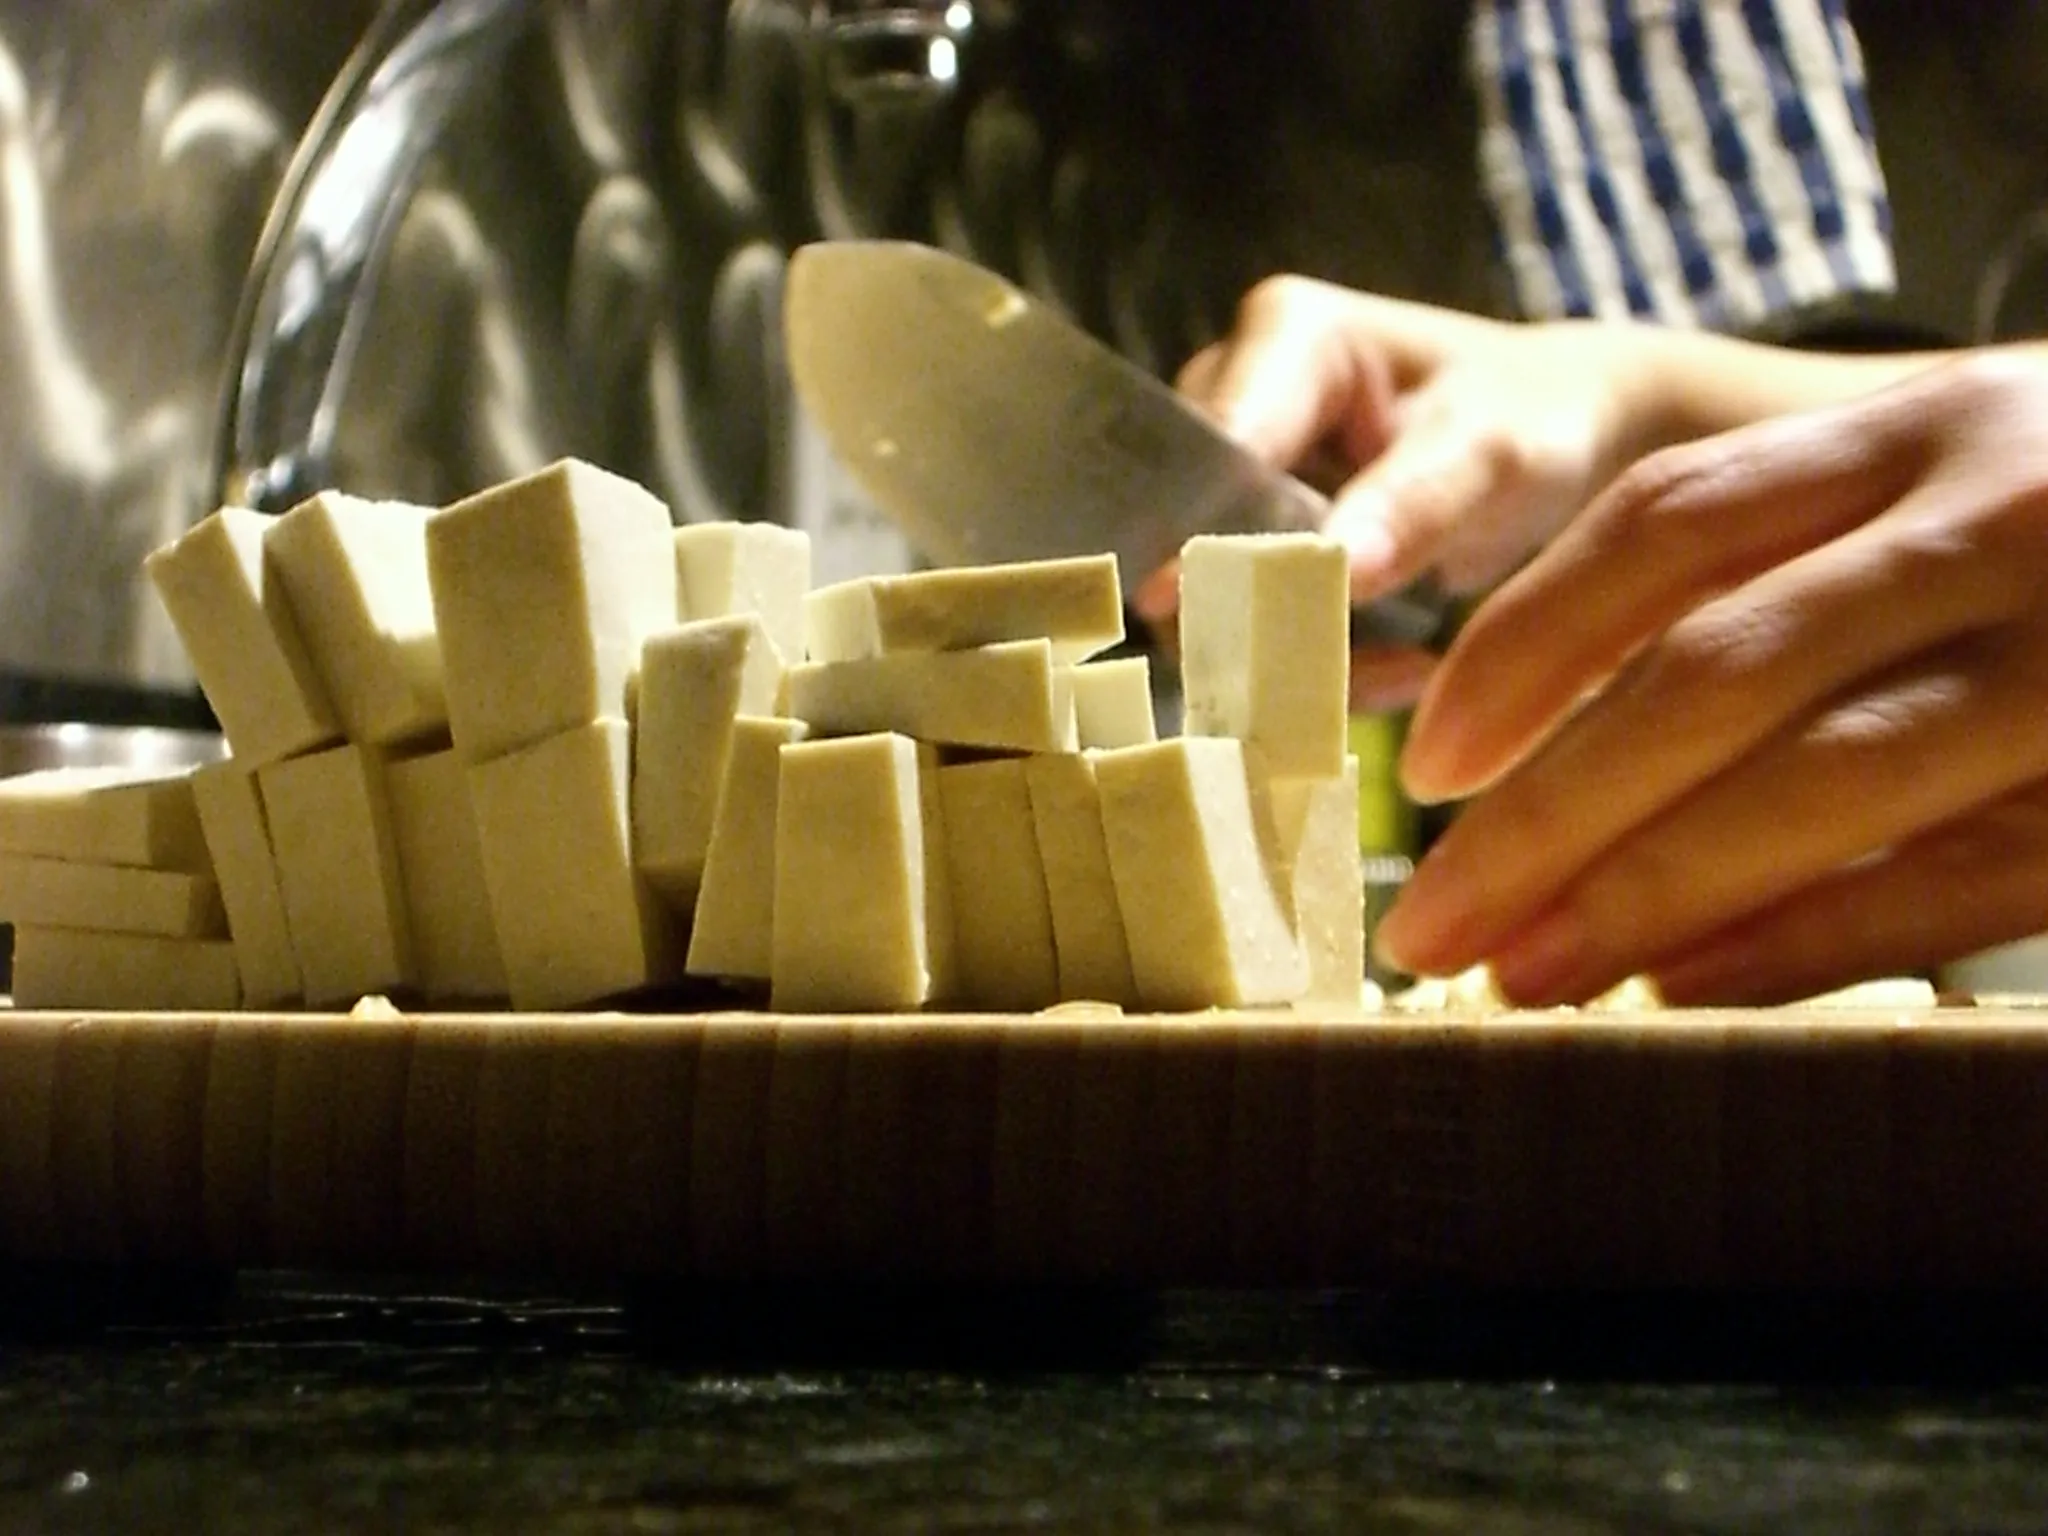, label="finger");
[1465,631,2048,1004]
[1173,342,1224,405]
[1651,780,2048,1005]
[1130,555,1181,625]
[1188,278,1399,471]
[1321,408,1540,601]
[1401,397,1924,802]
[1349,646,1438,713]
[1374,489,2039,968]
